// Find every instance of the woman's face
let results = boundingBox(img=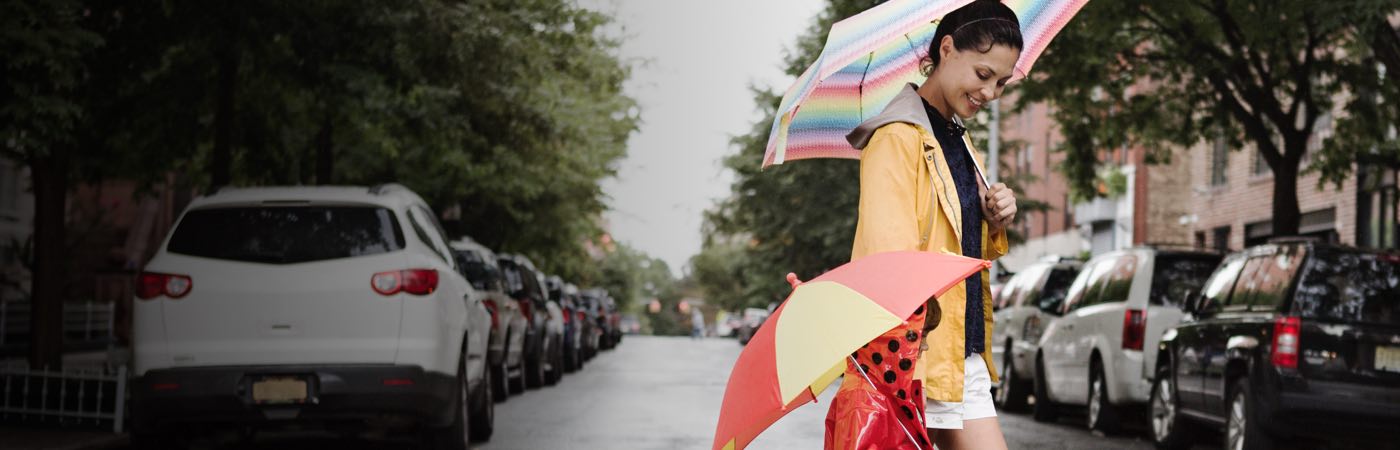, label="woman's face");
[934,36,1020,119]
